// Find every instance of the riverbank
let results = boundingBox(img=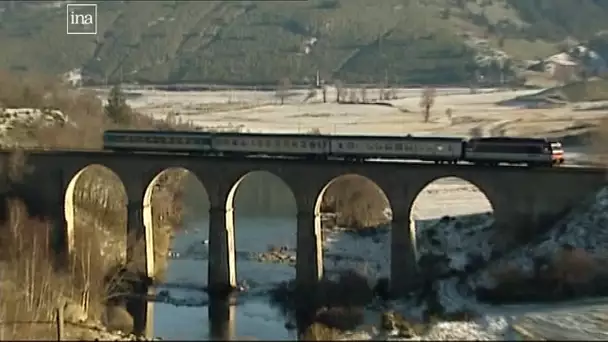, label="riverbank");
[0,73,189,340]
[150,179,608,340]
